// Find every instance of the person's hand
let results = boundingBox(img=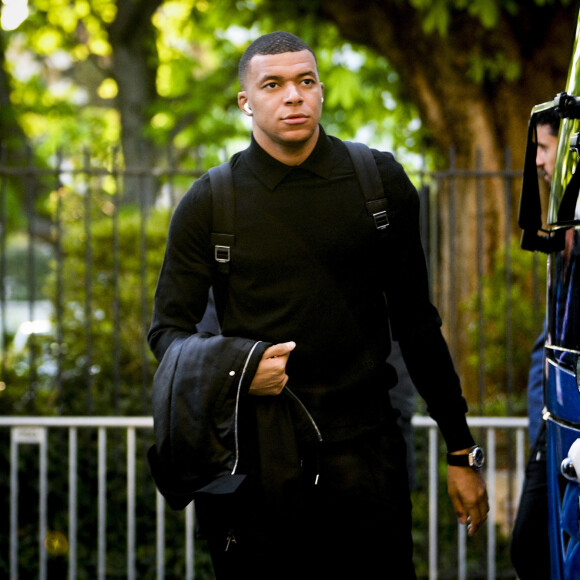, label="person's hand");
[248,341,296,396]
[447,464,489,536]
